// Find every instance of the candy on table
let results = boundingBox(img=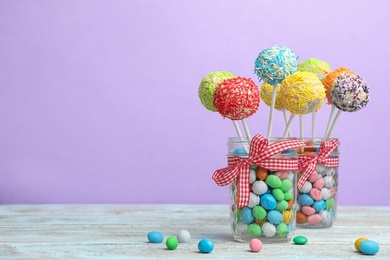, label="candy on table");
[293,236,308,245]
[325,73,370,139]
[198,238,214,253]
[280,71,326,137]
[249,238,263,252]
[177,230,191,243]
[254,45,298,139]
[355,237,368,252]
[165,236,179,250]
[147,231,164,243]
[358,239,380,255]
